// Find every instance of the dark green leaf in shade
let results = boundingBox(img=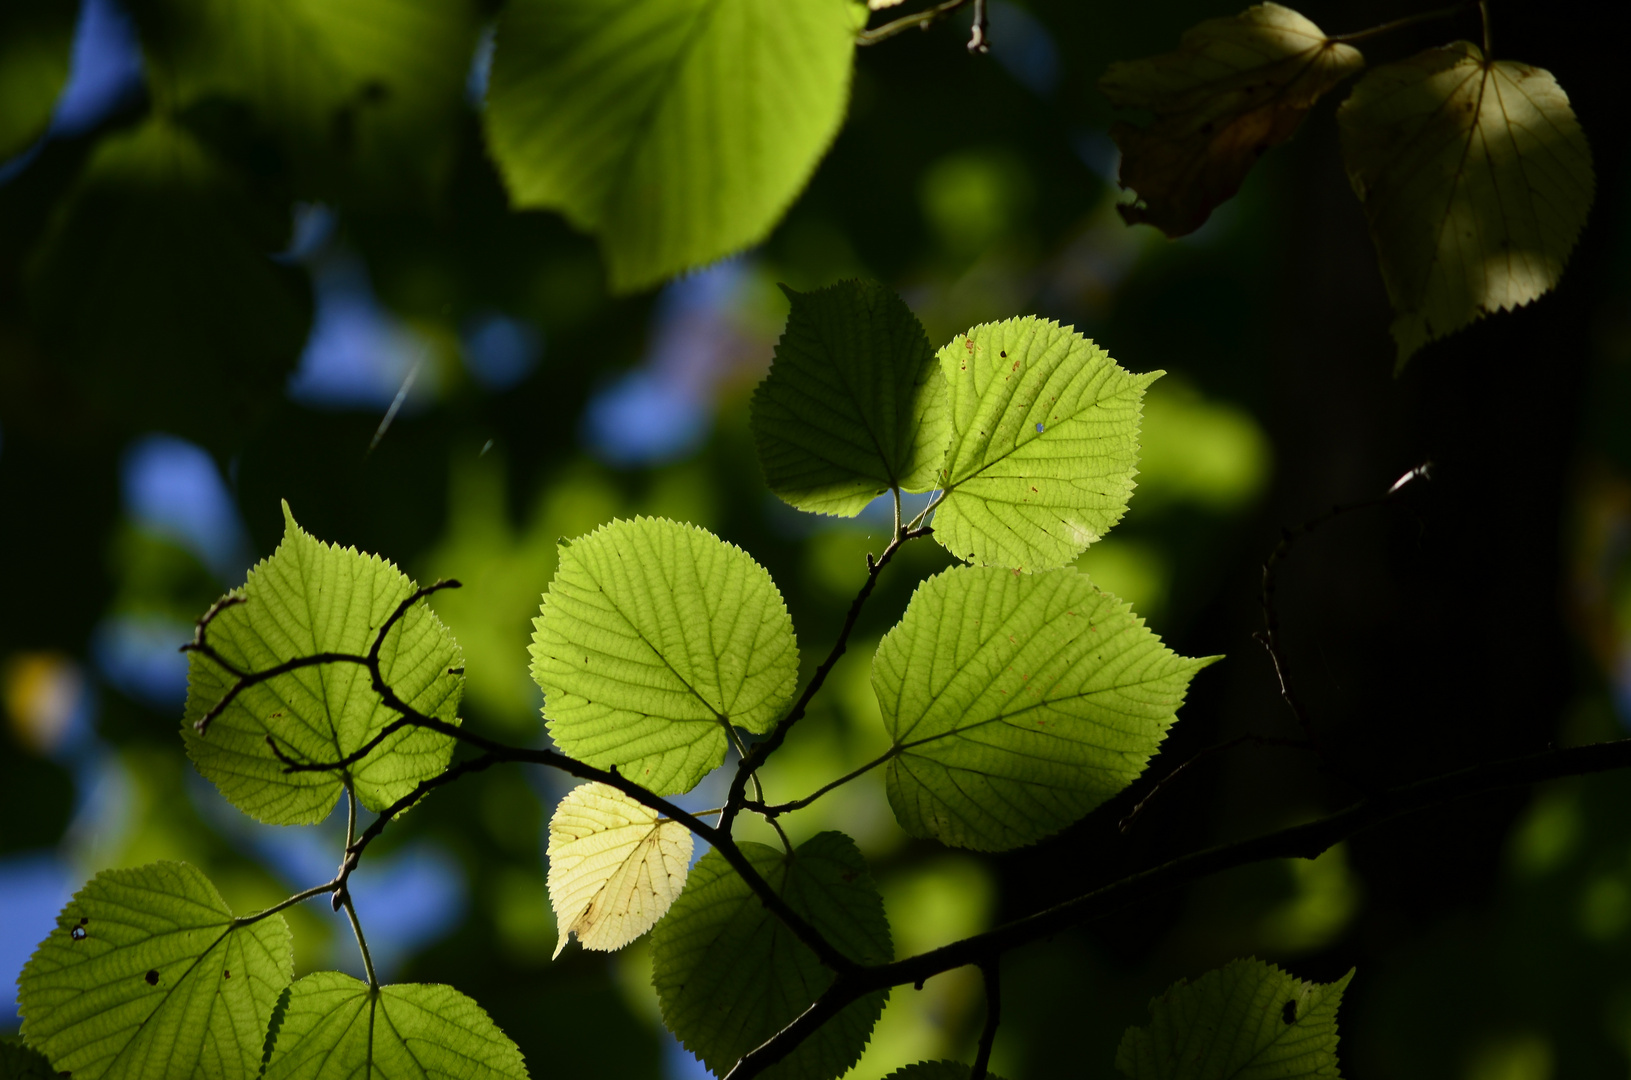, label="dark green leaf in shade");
[652,832,892,1080]
[751,280,951,517]
[530,517,799,795]
[25,116,312,455]
[880,1063,1011,1080]
[0,1038,58,1080]
[1116,958,1354,1079]
[874,566,1217,851]
[261,972,530,1079]
[0,1,77,160]
[933,317,1157,571]
[484,0,865,292]
[128,0,483,205]
[184,501,464,825]
[17,861,292,1080]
